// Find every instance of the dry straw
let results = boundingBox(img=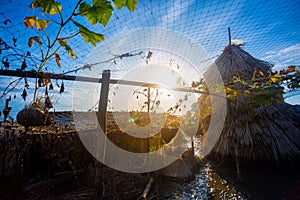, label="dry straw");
[200,45,300,161]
